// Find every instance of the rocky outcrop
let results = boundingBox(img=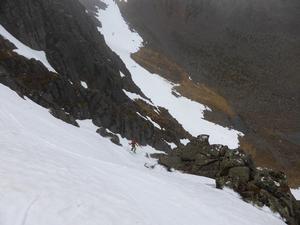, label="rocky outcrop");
[96,127,121,146]
[0,0,192,151]
[0,35,192,151]
[0,0,143,97]
[155,135,300,225]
